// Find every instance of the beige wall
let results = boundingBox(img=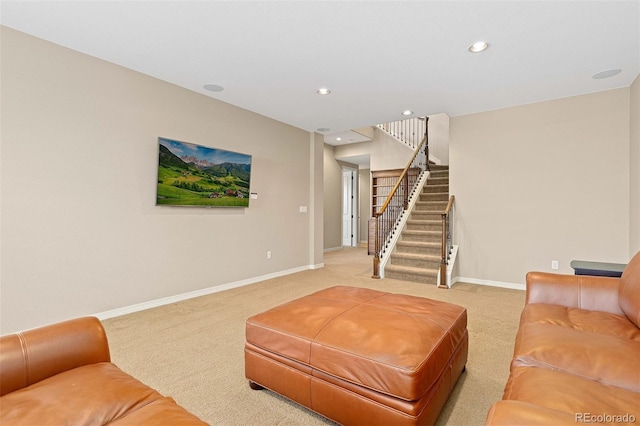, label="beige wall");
[428,113,450,165]
[450,88,631,286]
[630,74,640,256]
[322,144,363,251]
[359,169,371,244]
[323,144,343,250]
[310,132,325,267]
[1,27,315,333]
[333,129,413,173]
